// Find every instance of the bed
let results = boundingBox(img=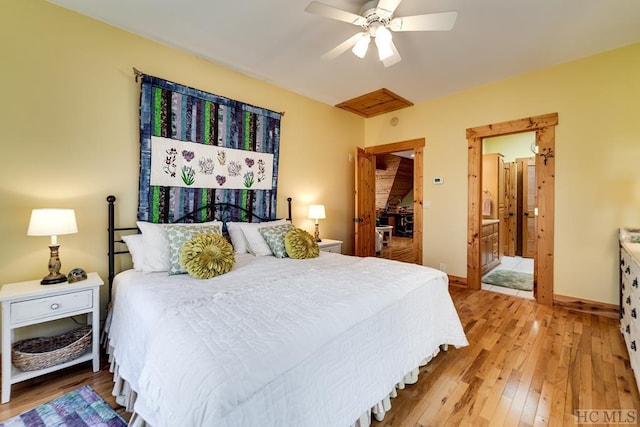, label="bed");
[104,195,468,426]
